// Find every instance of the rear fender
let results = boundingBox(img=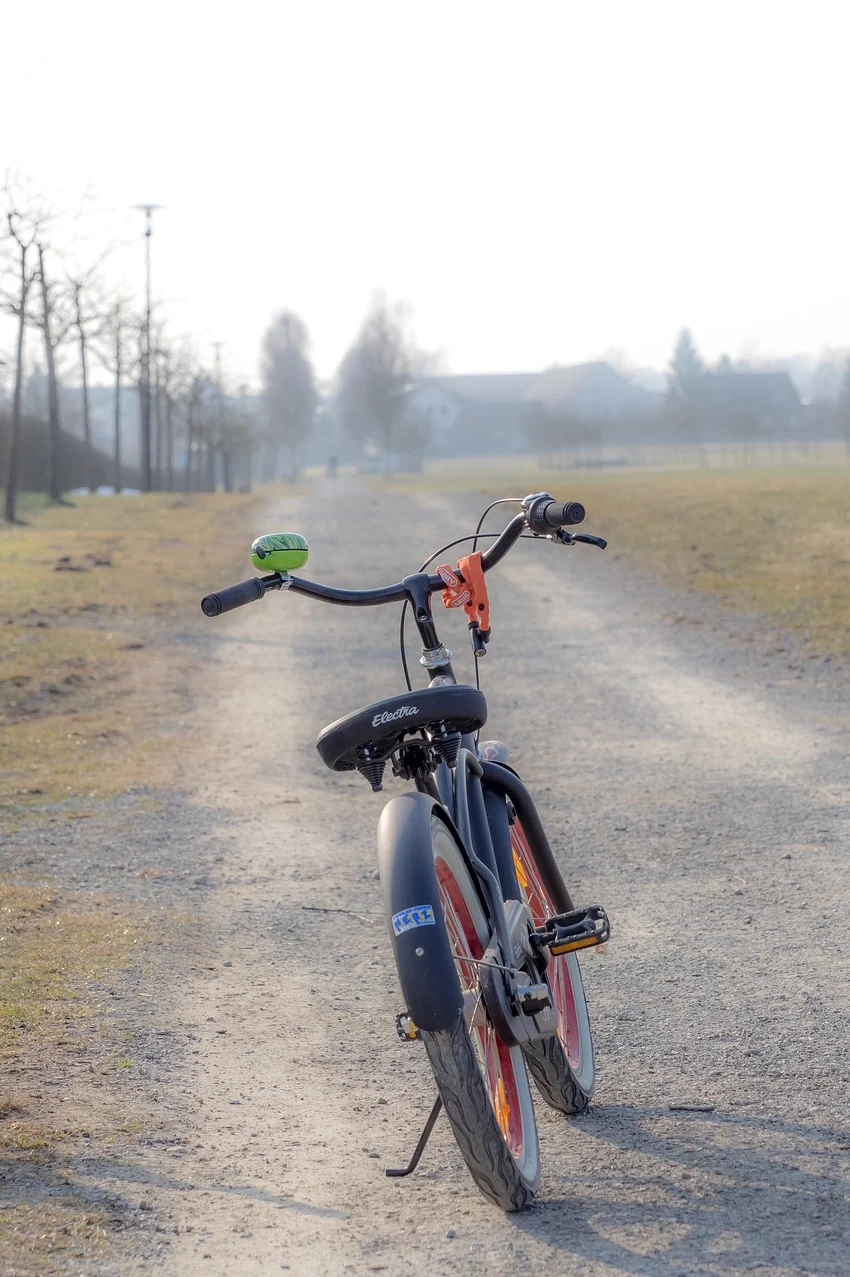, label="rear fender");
[377,792,464,1032]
